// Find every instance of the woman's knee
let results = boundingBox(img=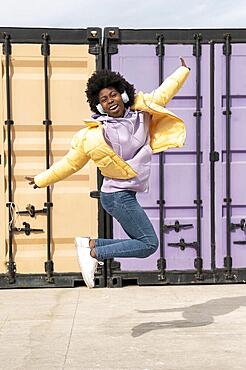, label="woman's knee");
[143,237,159,257]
